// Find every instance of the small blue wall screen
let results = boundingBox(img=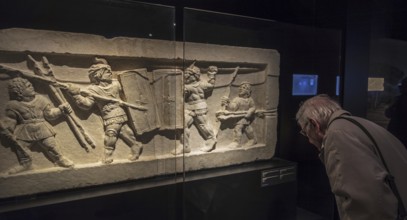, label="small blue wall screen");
[292,74,318,96]
[336,76,340,96]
